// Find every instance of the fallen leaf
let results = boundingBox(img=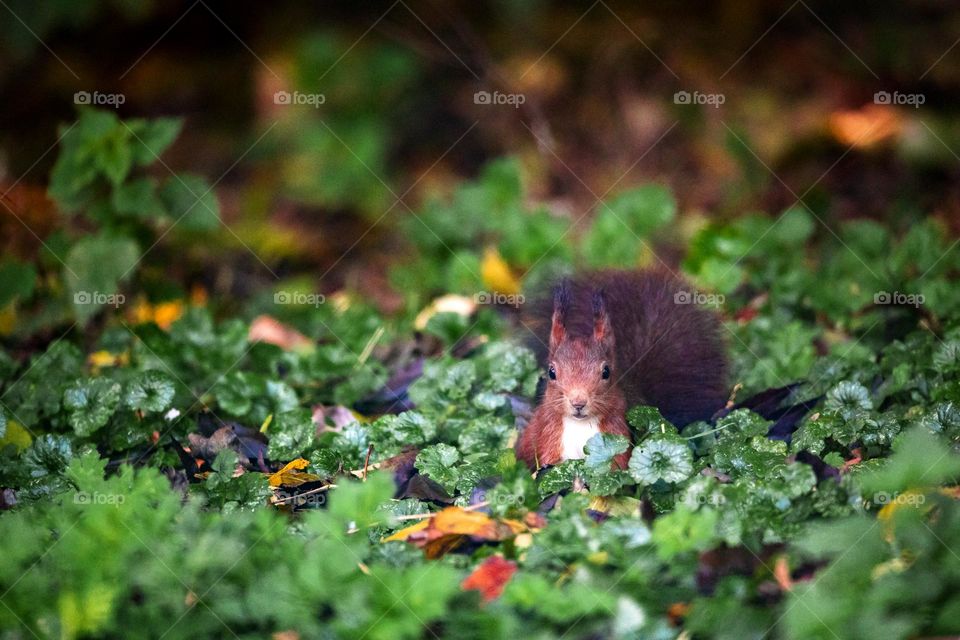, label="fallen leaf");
[268,458,321,487]
[773,555,793,592]
[248,315,314,352]
[383,507,536,559]
[413,295,475,331]
[481,246,521,295]
[828,104,901,149]
[461,556,517,602]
